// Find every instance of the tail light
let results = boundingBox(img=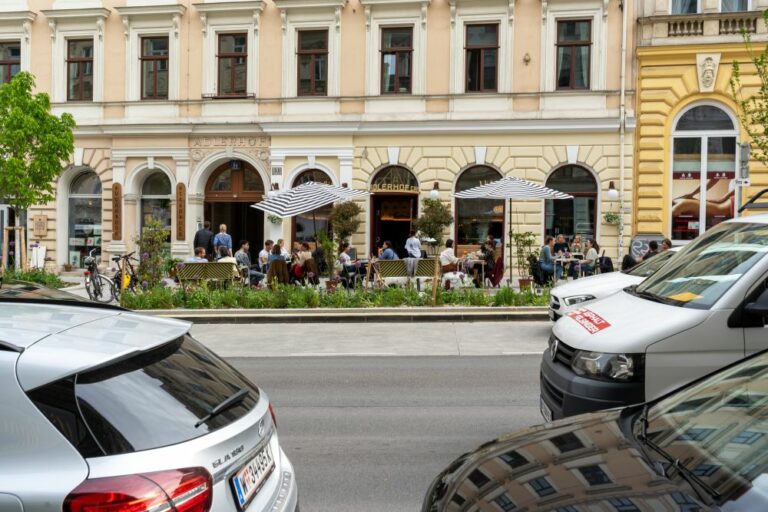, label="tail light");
[64,467,212,512]
[269,402,277,428]
[83,271,91,277]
